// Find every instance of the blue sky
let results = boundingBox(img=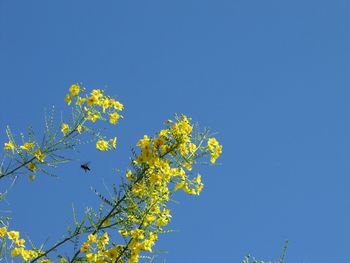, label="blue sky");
[1,0,350,262]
